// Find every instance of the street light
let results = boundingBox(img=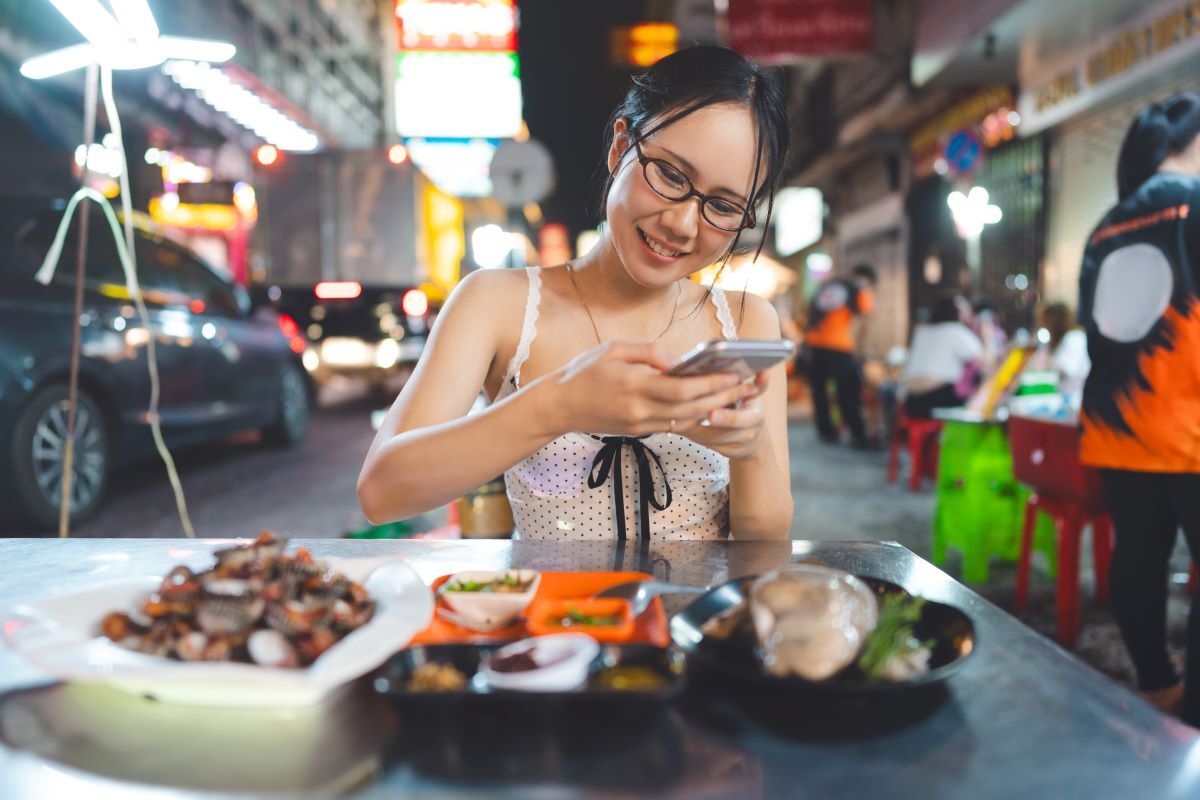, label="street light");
[947,186,1003,290]
[21,0,231,539]
[20,0,235,79]
[472,224,518,269]
[947,186,1002,238]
